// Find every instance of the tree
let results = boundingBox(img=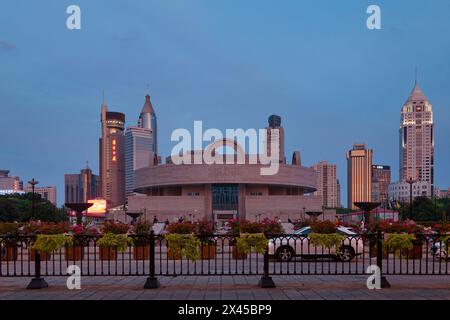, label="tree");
[0,193,68,222]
